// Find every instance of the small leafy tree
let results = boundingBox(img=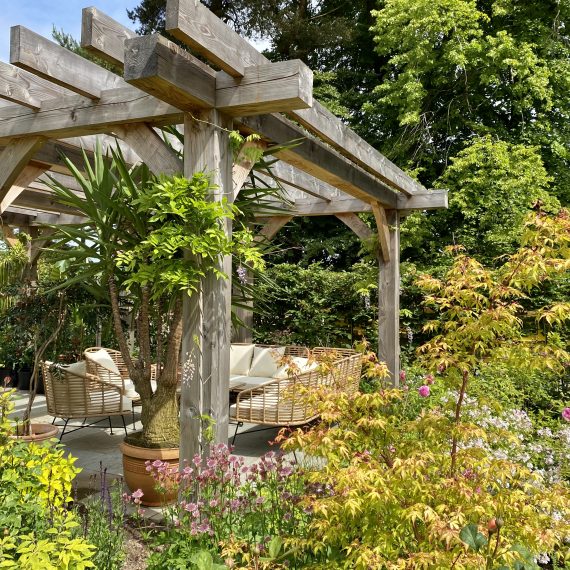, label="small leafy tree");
[282,210,570,568]
[47,146,262,447]
[417,209,570,475]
